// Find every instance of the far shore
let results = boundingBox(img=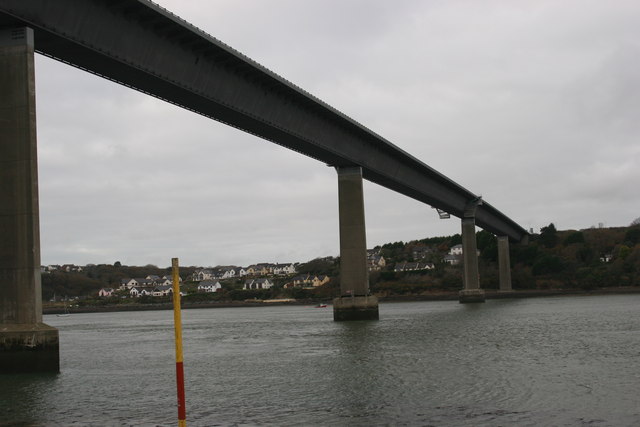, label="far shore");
[42,286,640,315]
